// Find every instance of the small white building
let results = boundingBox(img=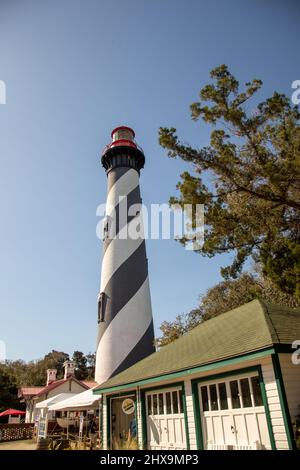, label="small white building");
[93,300,300,450]
[18,361,96,423]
